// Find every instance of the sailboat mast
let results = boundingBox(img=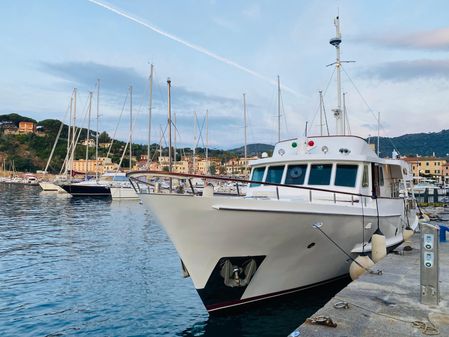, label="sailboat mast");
[330,16,343,135]
[206,109,209,174]
[193,112,197,174]
[66,94,73,177]
[377,111,380,156]
[342,92,346,136]
[148,64,153,169]
[129,85,133,170]
[167,78,172,173]
[85,91,92,180]
[243,93,247,163]
[70,88,77,177]
[174,112,177,166]
[96,79,100,181]
[277,75,281,142]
